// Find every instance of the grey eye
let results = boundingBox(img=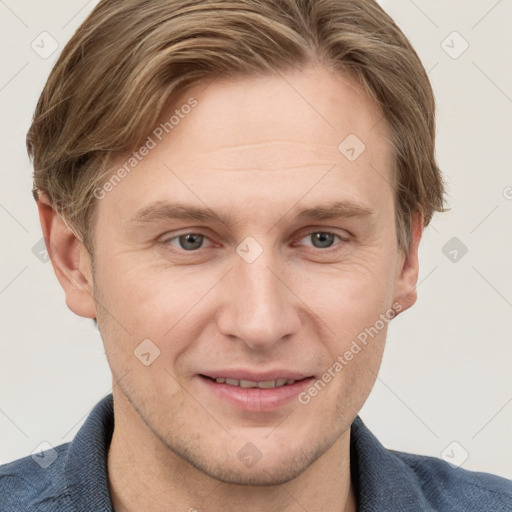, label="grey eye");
[306,232,337,249]
[172,233,205,251]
